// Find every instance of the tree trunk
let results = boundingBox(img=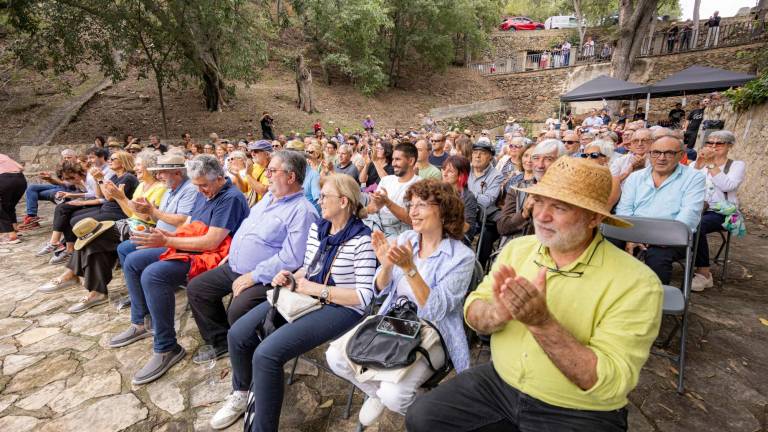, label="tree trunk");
[691,0,701,46]
[758,0,768,21]
[611,0,659,81]
[646,10,658,55]
[296,54,317,113]
[572,0,586,46]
